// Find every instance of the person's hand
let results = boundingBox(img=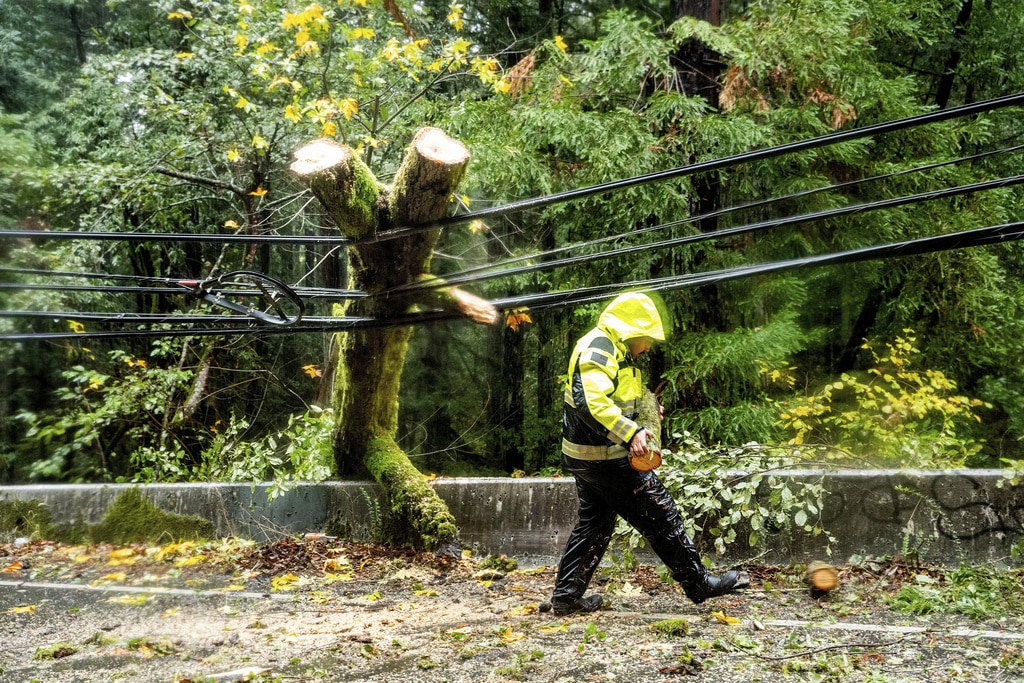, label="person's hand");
[630,429,652,458]
[658,401,665,422]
